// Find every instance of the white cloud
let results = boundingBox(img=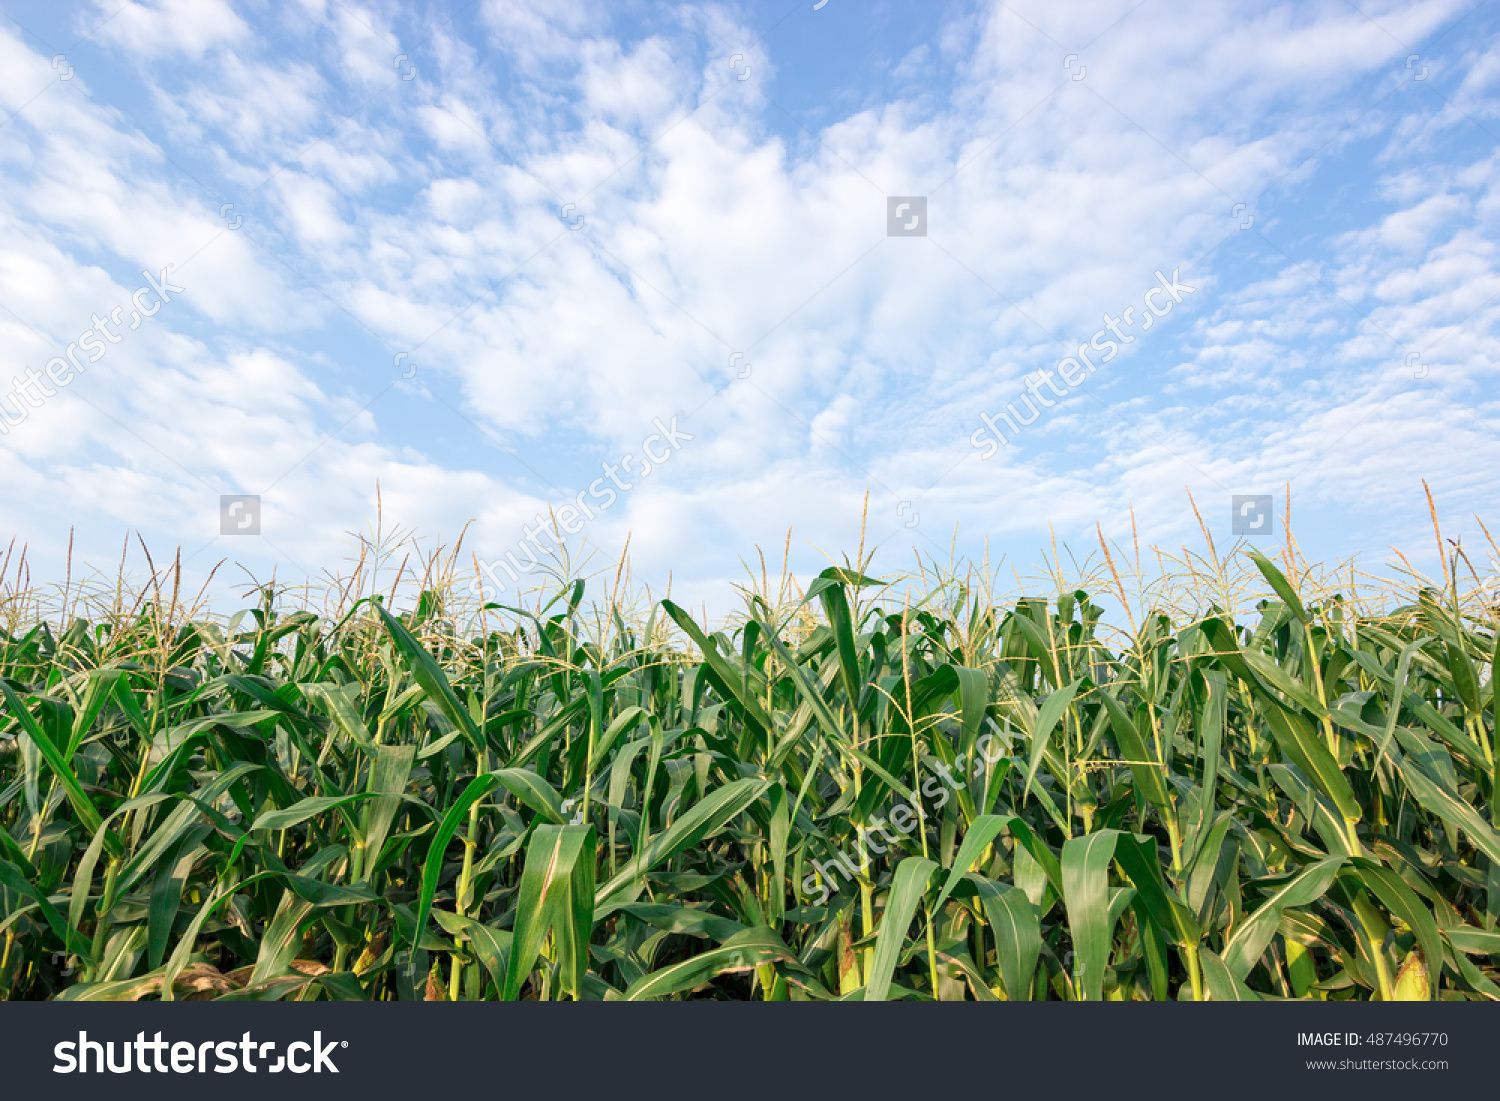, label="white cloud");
[3,1,1498,612]
[276,172,355,249]
[101,0,247,58]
